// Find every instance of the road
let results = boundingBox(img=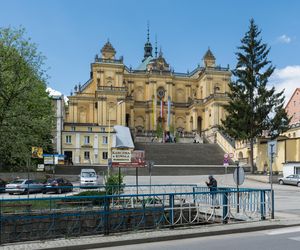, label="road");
[100,226,300,250]
[1,174,299,220]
